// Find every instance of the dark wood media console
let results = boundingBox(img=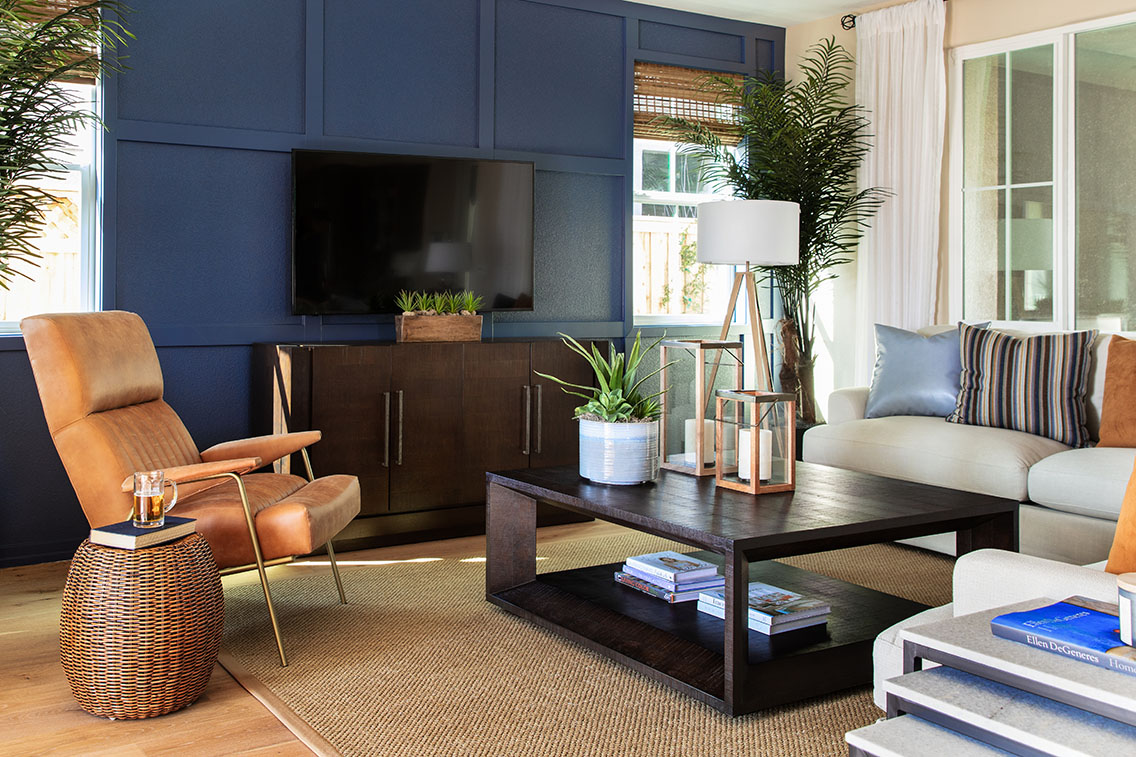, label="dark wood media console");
[253,340,601,549]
